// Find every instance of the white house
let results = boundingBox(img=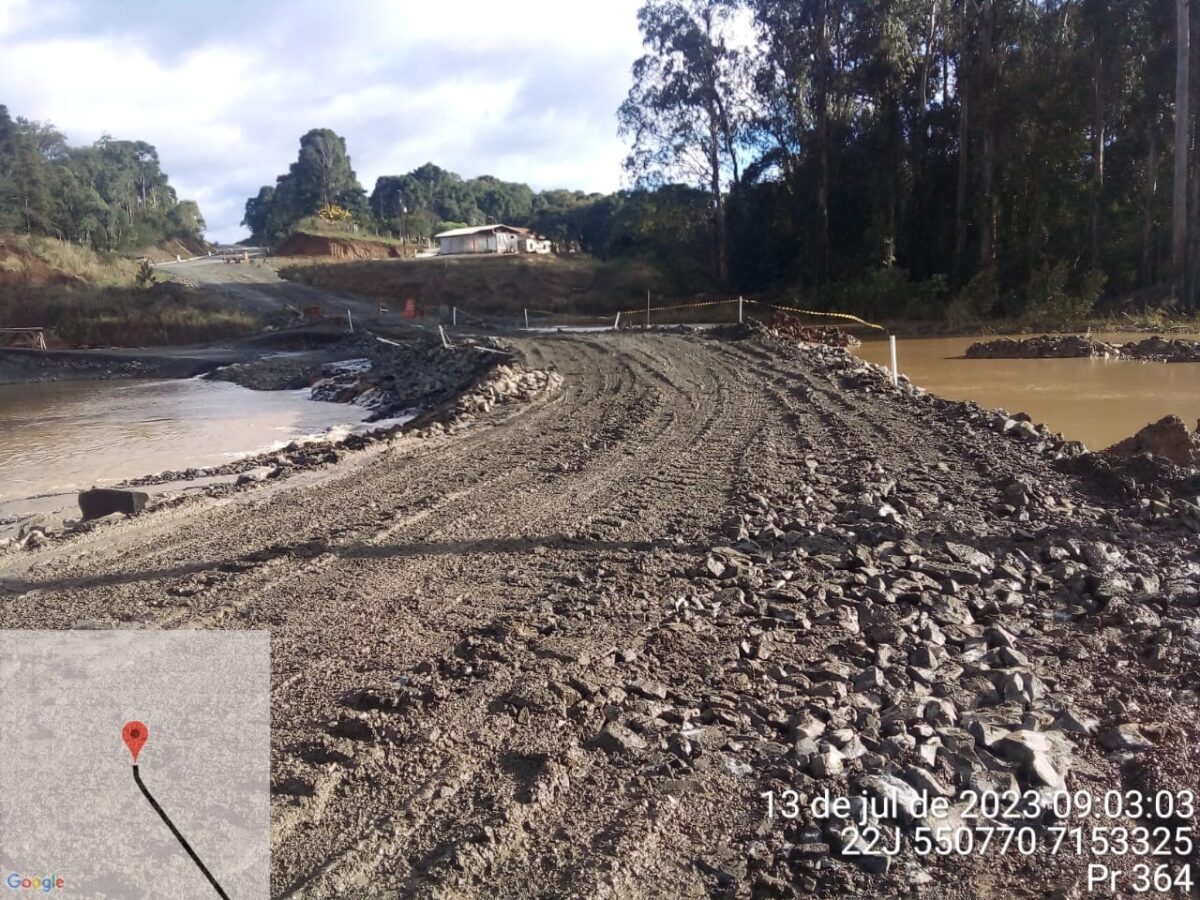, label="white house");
[435,224,550,256]
[517,235,552,254]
